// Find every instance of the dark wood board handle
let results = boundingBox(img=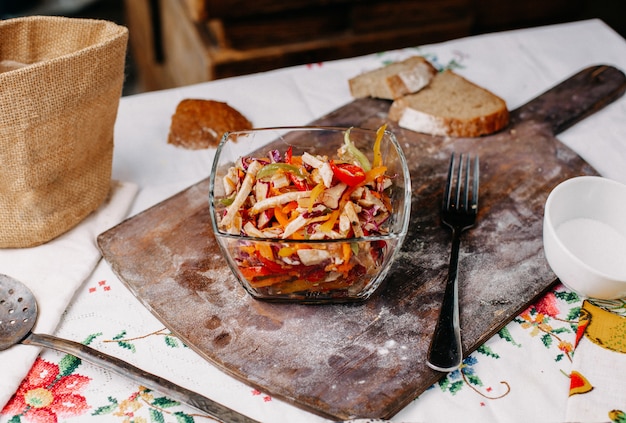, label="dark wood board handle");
[511,64,626,135]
